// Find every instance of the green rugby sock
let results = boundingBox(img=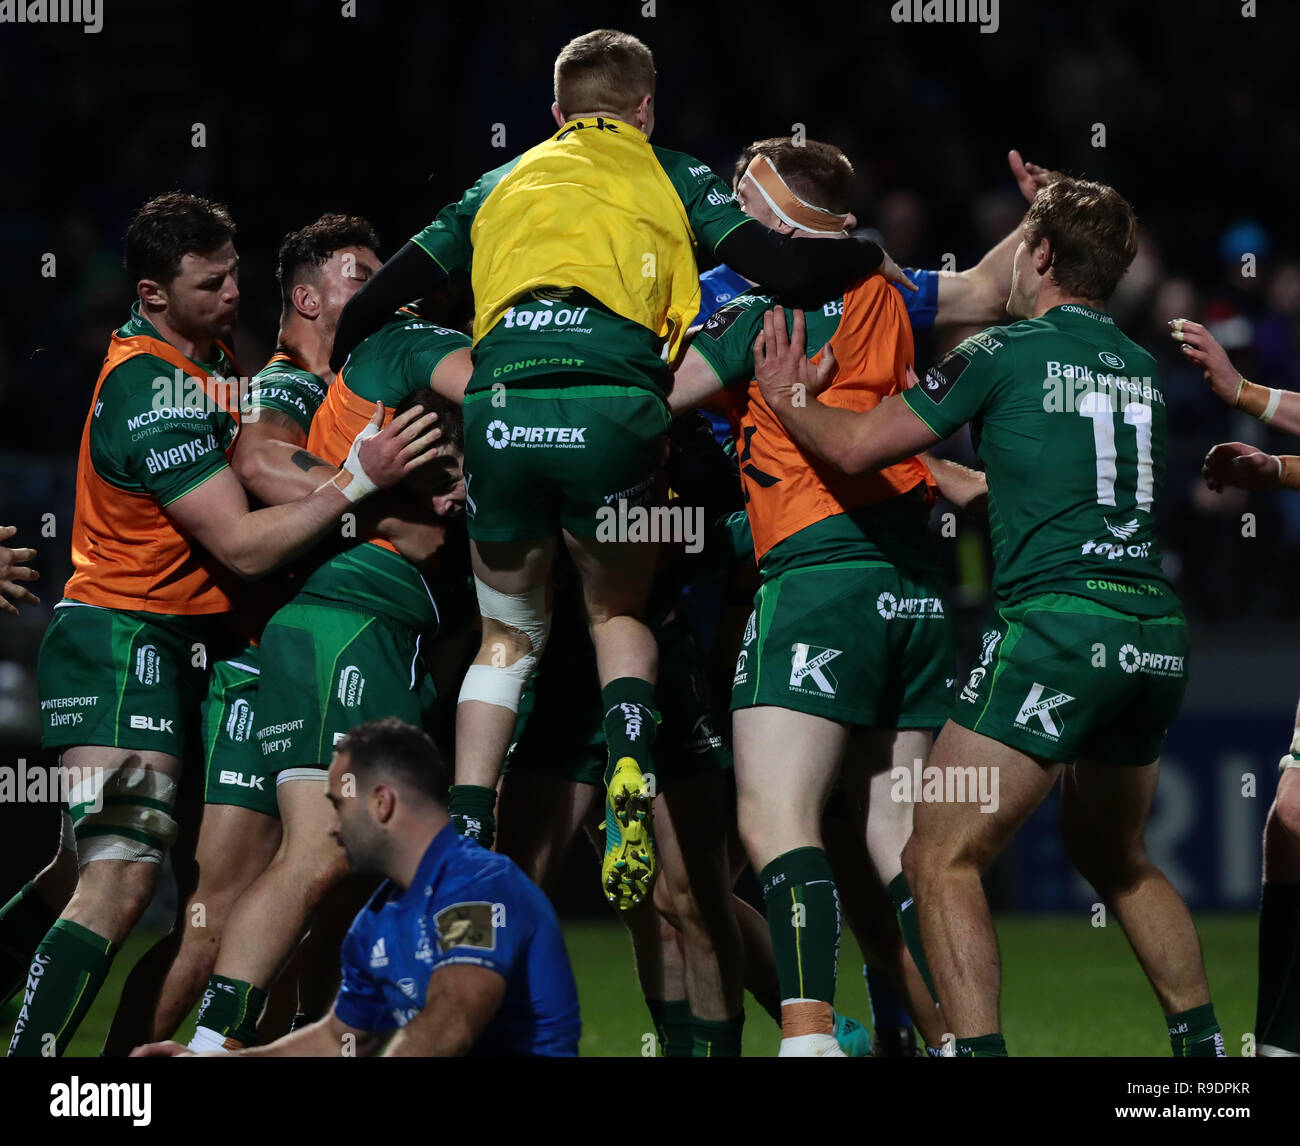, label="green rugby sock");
[448,784,497,850]
[760,847,840,1007]
[889,872,938,1005]
[0,881,58,1009]
[6,918,116,1057]
[646,997,693,1057]
[956,1033,1007,1057]
[1256,882,1300,1054]
[192,974,268,1047]
[1167,1003,1225,1057]
[692,1012,744,1057]
[600,677,658,786]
